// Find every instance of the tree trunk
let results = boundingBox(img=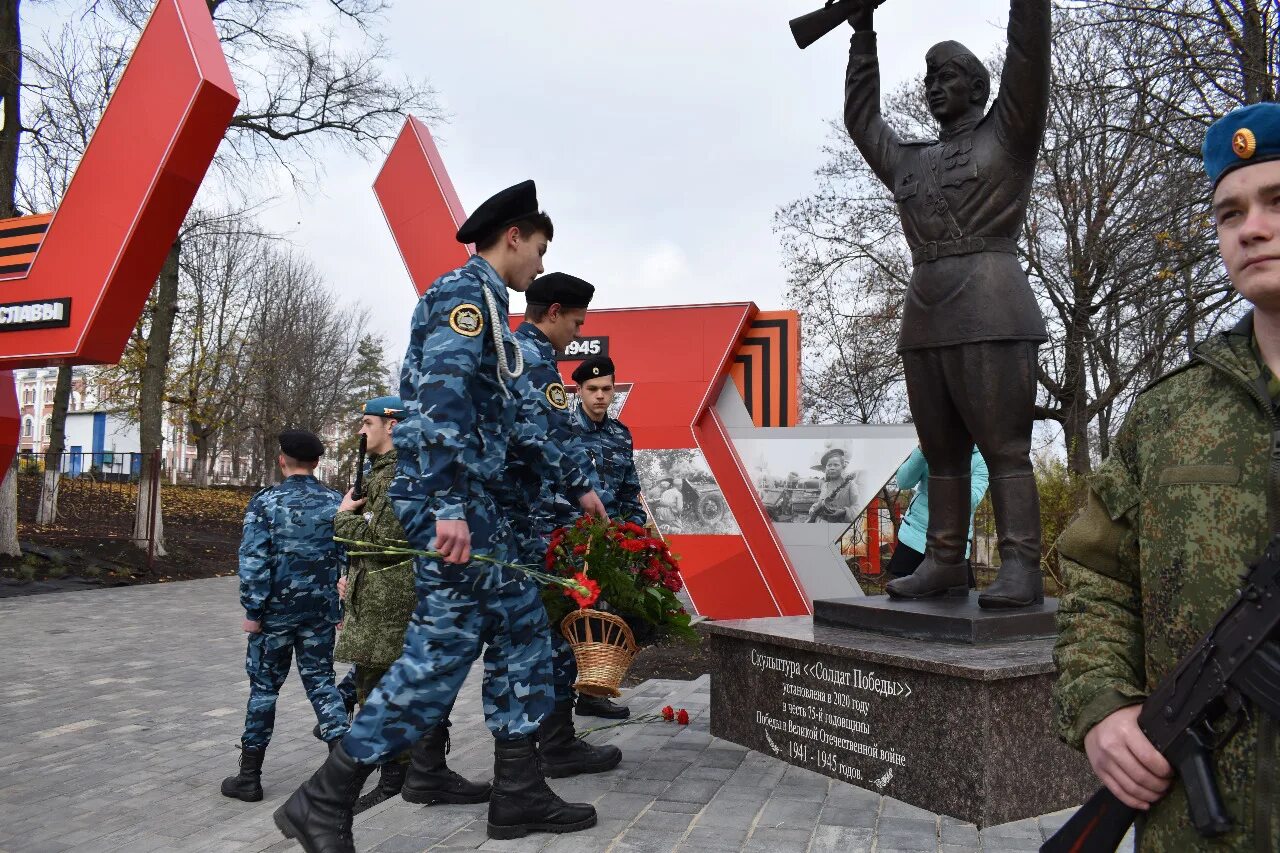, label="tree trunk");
[133,239,181,558]
[0,454,18,556]
[0,0,21,220]
[194,431,209,486]
[35,365,71,525]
